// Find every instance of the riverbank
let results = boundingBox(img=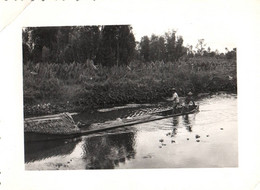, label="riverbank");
[23,57,236,117]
